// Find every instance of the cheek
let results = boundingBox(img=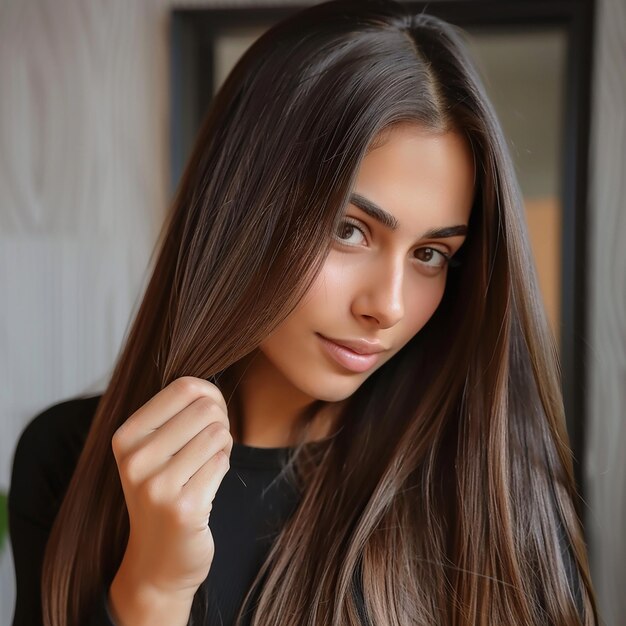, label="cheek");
[285,259,348,323]
[260,265,339,349]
